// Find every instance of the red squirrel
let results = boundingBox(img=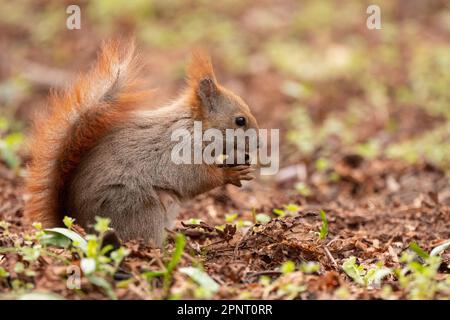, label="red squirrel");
[24,40,258,246]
